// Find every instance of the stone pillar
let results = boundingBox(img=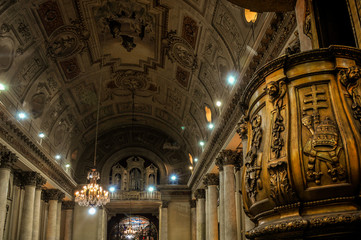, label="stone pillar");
[56,200,62,240]
[45,189,64,240]
[235,165,242,239]
[97,207,107,240]
[204,173,219,240]
[0,146,17,240]
[62,201,74,240]
[194,189,205,240]
[32,175,46,240]
[19,172,38,240]
[215,158,225,240]
[190,200,196,240]
[218,150,241,240]
[159,201,168,240]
